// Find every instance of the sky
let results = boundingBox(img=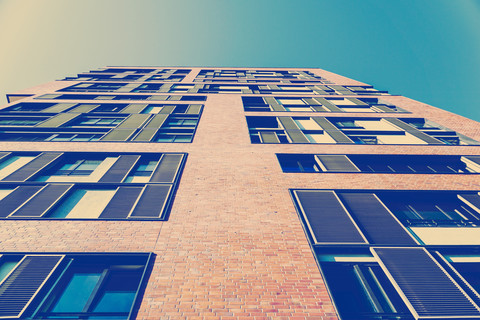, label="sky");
[0,0,479,120]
